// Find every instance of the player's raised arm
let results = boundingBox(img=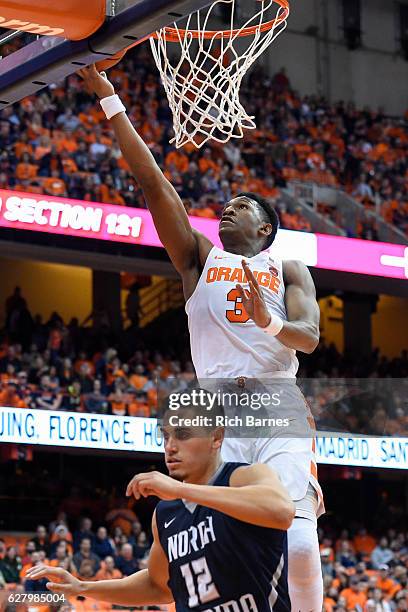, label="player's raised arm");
[25,512,172,607]
[127,465,295,530]
[78,65,211,276]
